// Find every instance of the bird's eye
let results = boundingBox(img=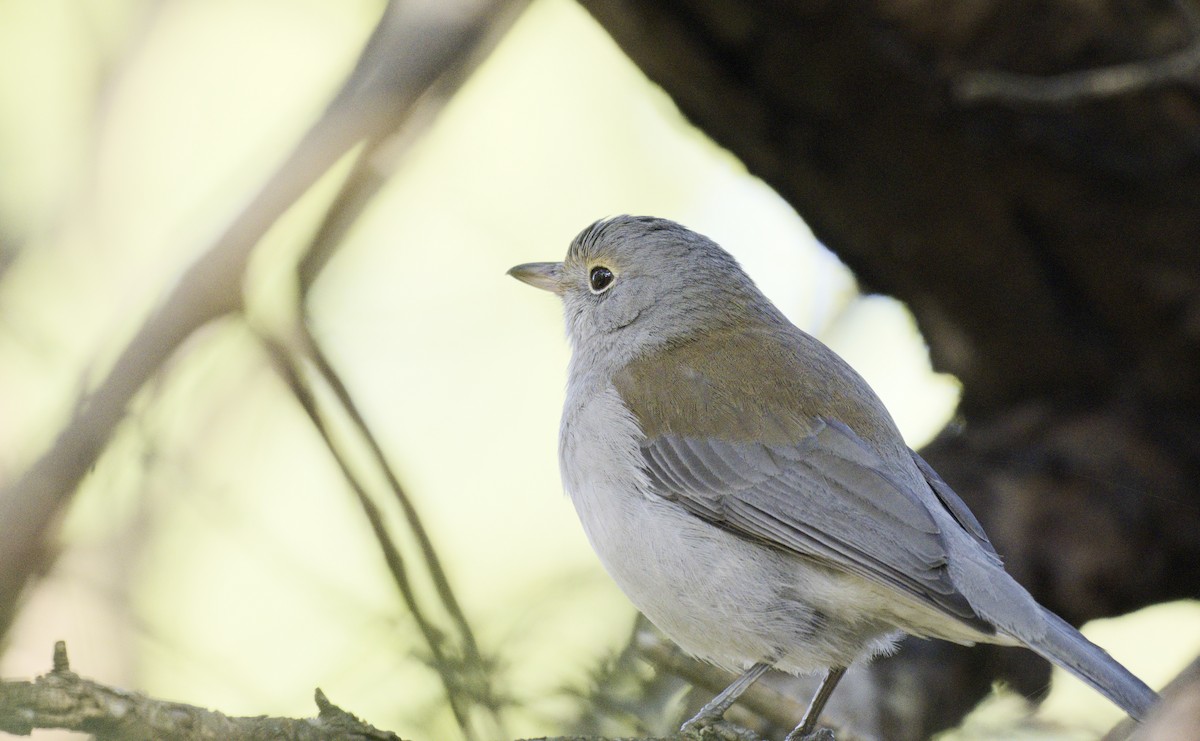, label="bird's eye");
[589,266,615,294]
